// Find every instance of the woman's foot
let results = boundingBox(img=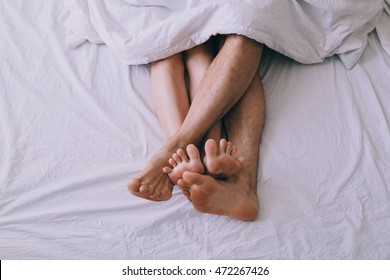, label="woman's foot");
[203,139,243,178]
[163,144,204,185]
